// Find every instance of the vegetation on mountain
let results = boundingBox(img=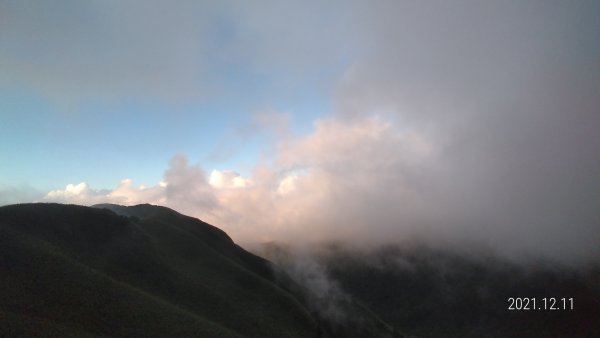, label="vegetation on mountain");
[0,204,316,337]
